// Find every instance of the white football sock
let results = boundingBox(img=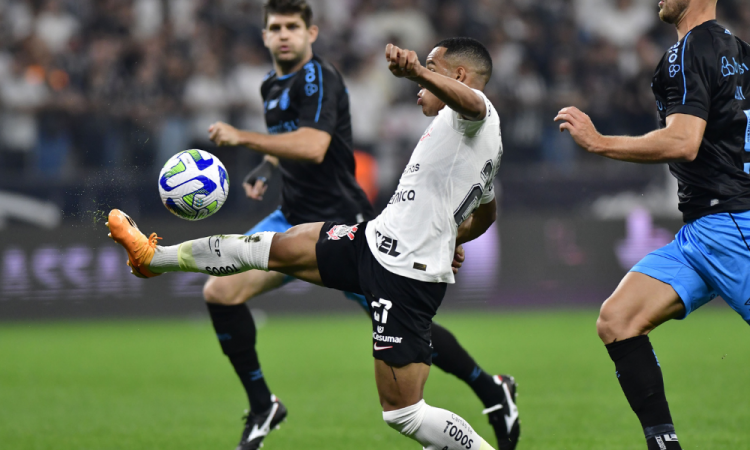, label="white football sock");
[383,400,496,450]
[148,232,275,274]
